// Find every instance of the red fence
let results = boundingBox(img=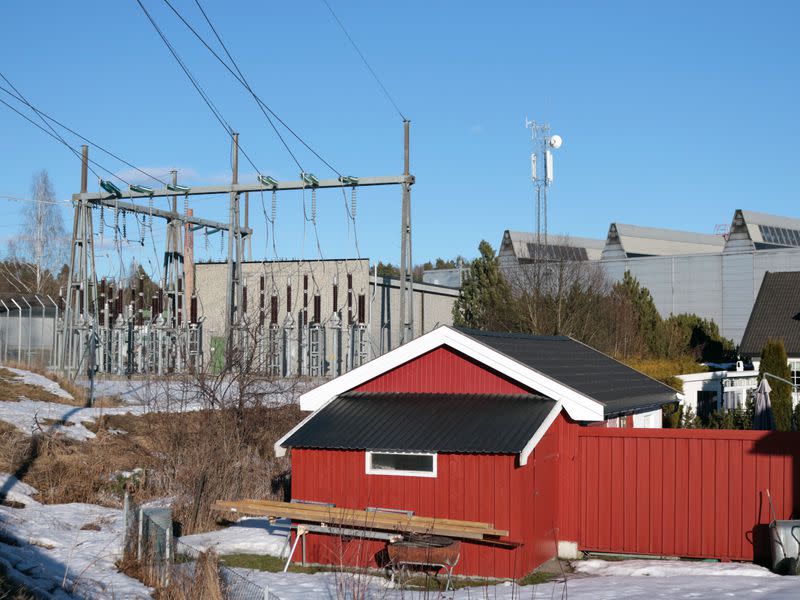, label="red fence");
[574,428,800,563]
